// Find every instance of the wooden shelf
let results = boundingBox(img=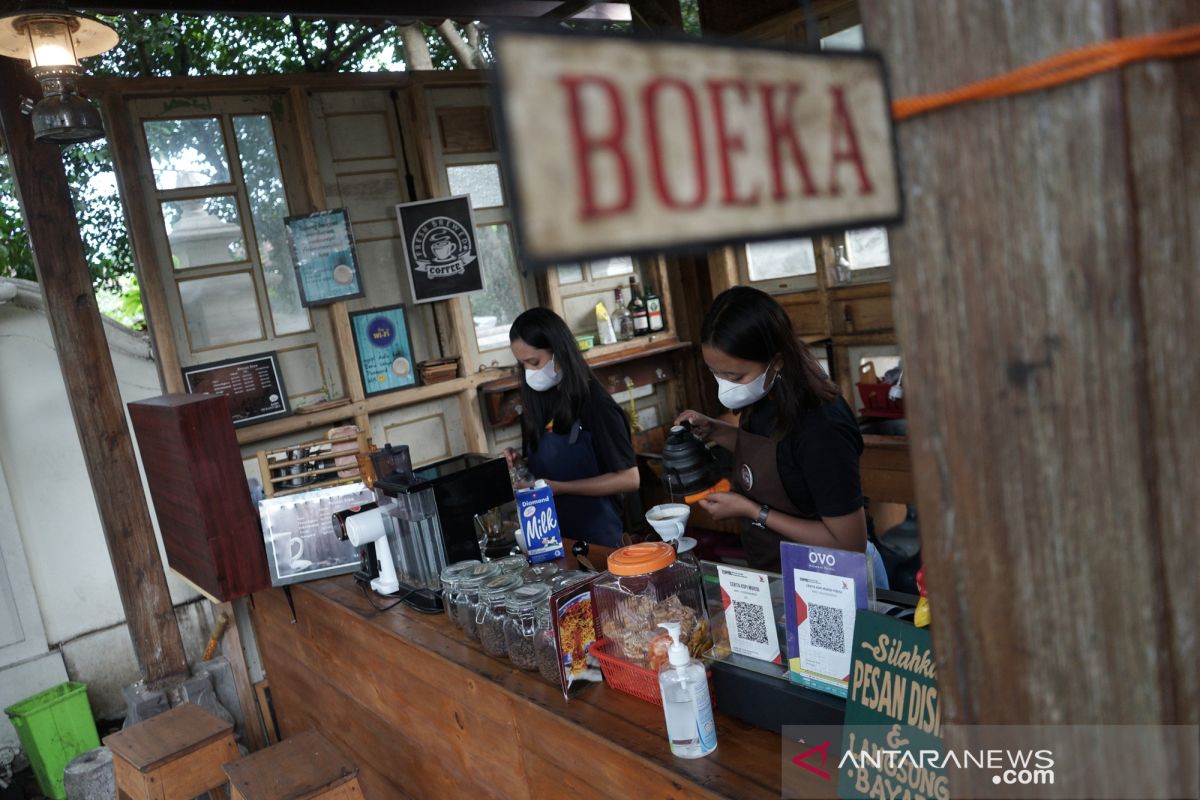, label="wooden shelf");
[478,339,692,427]
[236,375,500,447]
[478,338,689,395]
